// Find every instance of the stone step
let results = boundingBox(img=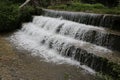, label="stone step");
[22,23,120,79]
[43,9,120,31]
[33,16,120,52]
